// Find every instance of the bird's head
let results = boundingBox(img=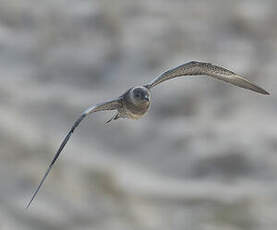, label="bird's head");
[129,86,151,106]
